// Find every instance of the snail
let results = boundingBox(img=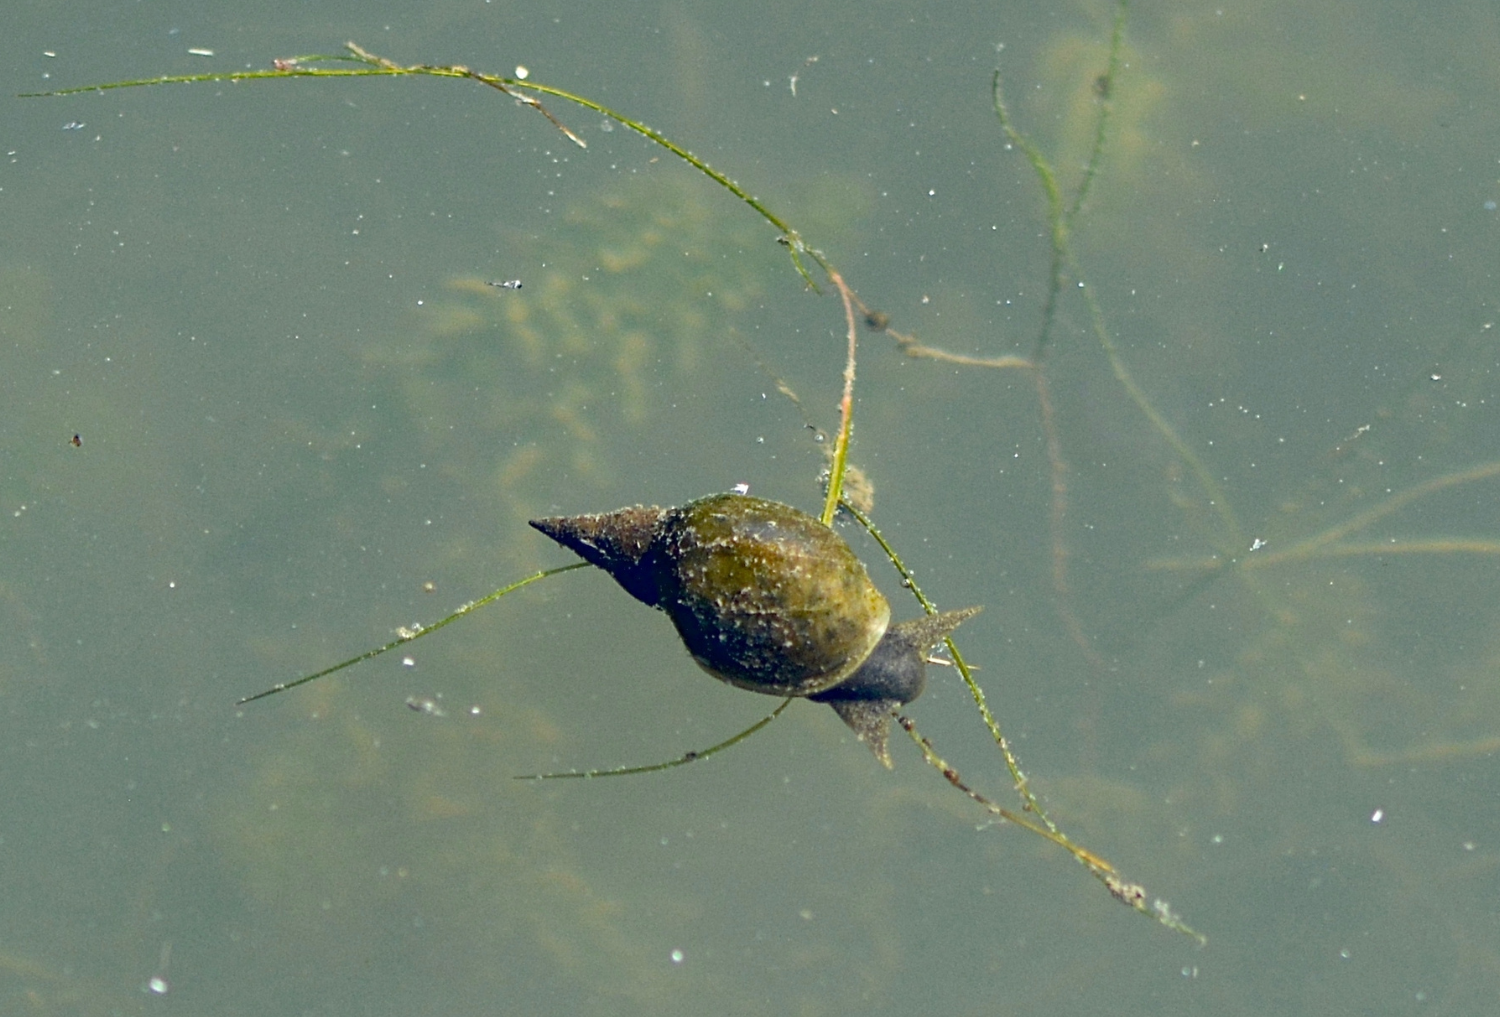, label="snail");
[530,492,980,766]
